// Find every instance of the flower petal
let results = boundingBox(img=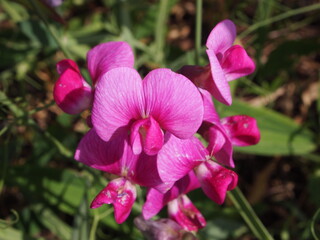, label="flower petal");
[130,116,164,156]
[157,134,207,190]
[221,45,256,81]
[90,178,136,224]
[142,171,200,220]
[92,67,145,142]
[206,49,232,105]
[143,68,204,139]
[74,128,127,175]
[221,115,261,146]
[168,195,206,231]
[195,161,238,204]
[199,88,220,123]
[54,60,93,114]
[206,19,236,54]
[87,41,134,84]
